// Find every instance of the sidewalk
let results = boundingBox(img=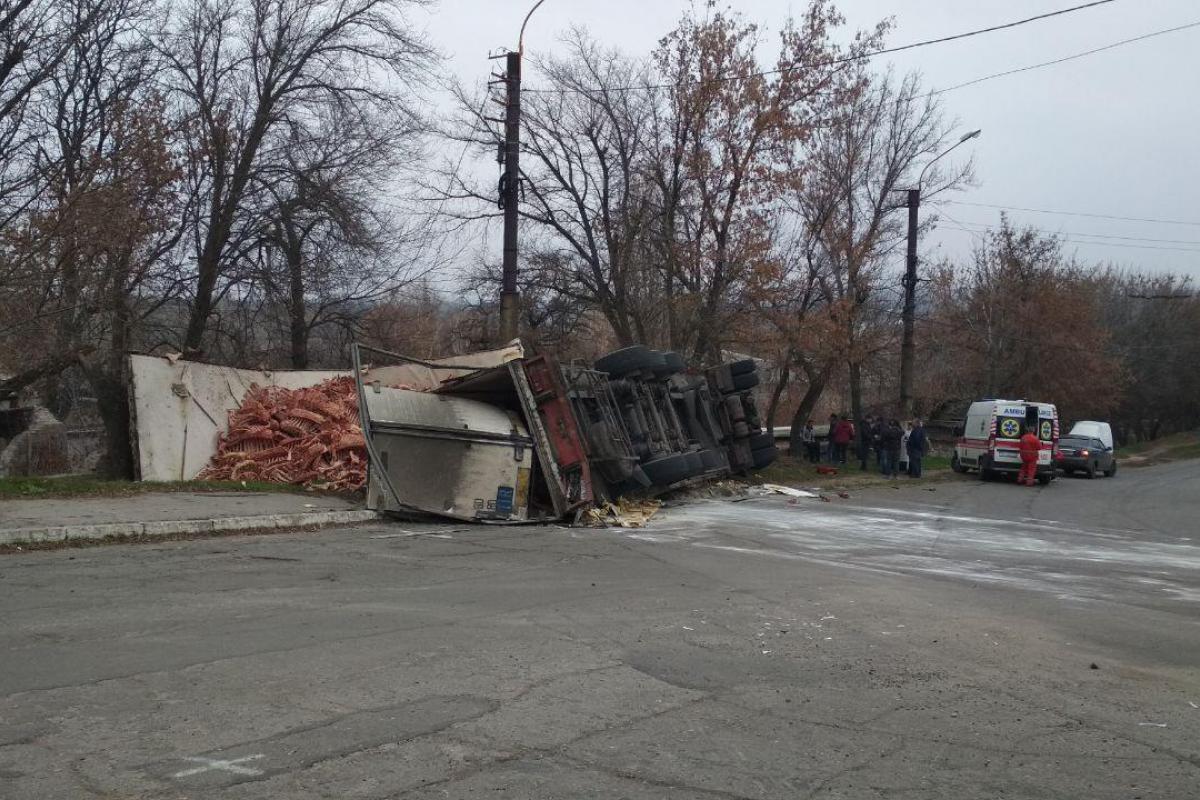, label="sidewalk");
[0,491,378,545]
